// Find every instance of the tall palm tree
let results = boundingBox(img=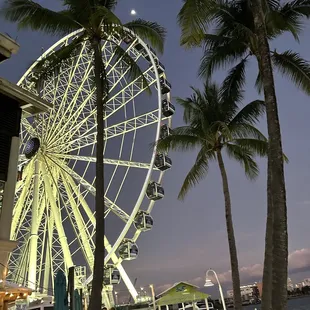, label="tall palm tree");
[2,1,166,309]
[157,80,268,310]
[177,1,310,309]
